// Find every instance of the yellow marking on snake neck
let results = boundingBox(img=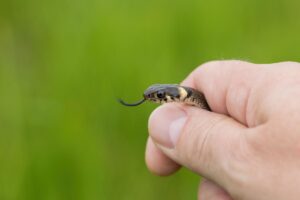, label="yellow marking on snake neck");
[178,87,188,101]
[166,95,172,102]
